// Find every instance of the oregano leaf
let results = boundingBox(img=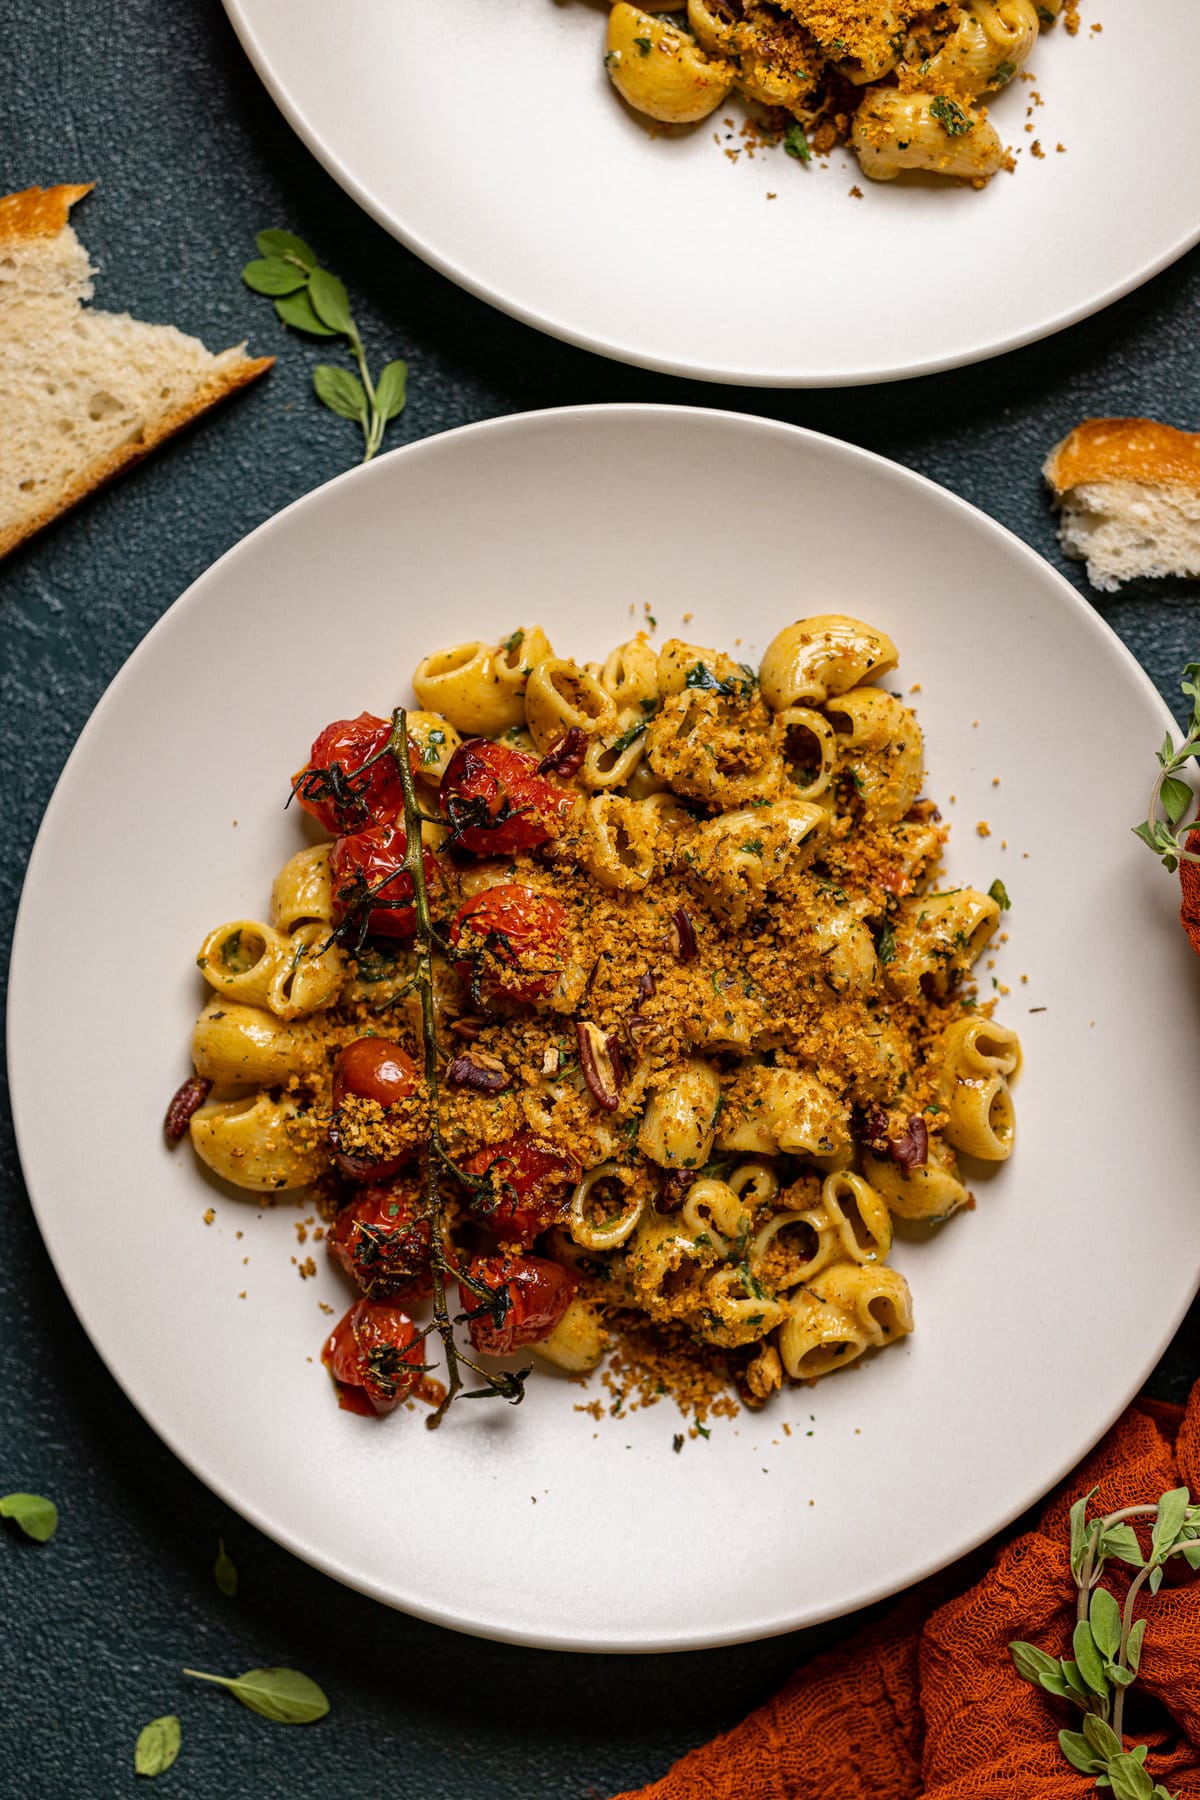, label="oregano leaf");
[1129,1627,1151,1677]
[214,1538,237,1598]
[313,365,368,428]
[241,257,309,297]
[1107,1754,1155,1800]
[1149,1566,1164,1596]
[1009,1641,1062,1685]
[1102,1524,1145,1568]
[1061,1658,1091,1703]
[308,268,356,341]
[255,229,316,269]
[134,1715,181,1778]
[0,1492,58,1542]
[1160,776,1194,828]
[1059,1729,1103,1775]
[183,1666,329,1724]
[273,289,339,337]
[374,359,408,424]
[1070,1488,1098,1579]
[1152,1488,1190,1562]
[1182,1543,1200,1572]
[1082,1714,1122,1761]
[1090,1586,1123,1660]
[1073,1618,1109,1696]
